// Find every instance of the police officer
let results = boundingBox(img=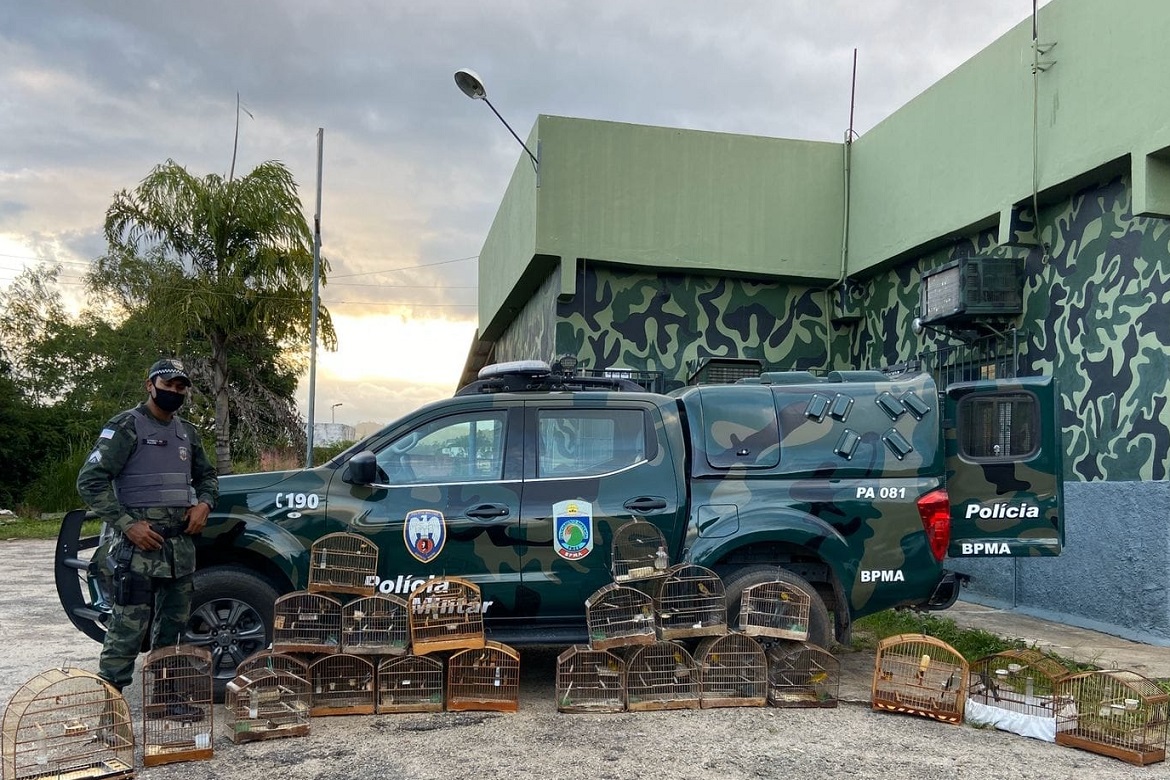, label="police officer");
[77,358,218,710]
